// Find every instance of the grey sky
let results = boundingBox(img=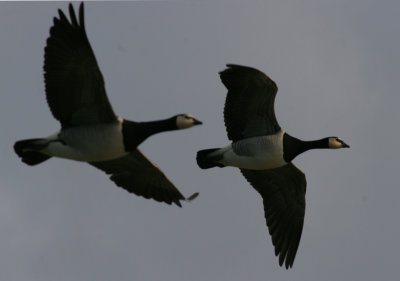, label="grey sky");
[1,1,399,280]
